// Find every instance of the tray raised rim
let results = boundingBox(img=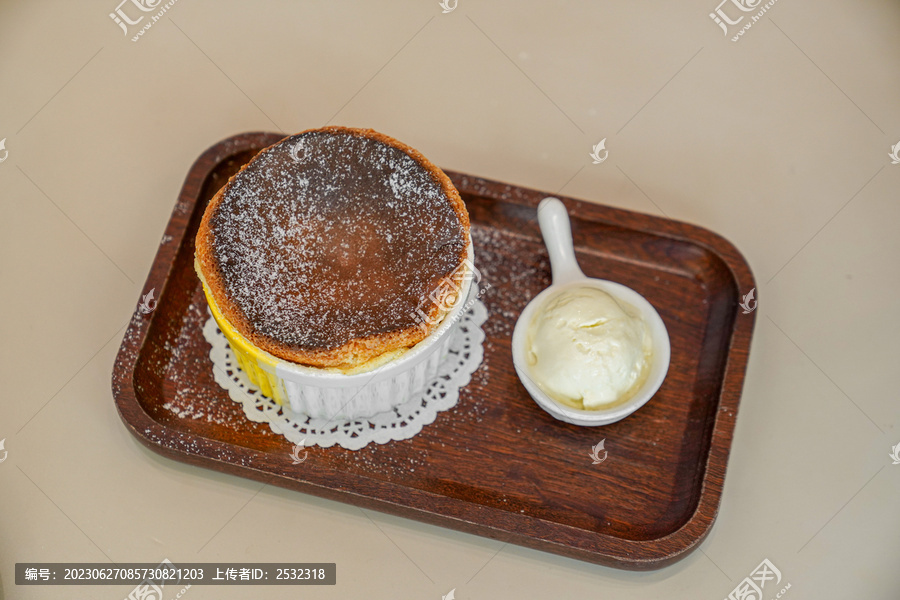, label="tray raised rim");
[112,132,756,570]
